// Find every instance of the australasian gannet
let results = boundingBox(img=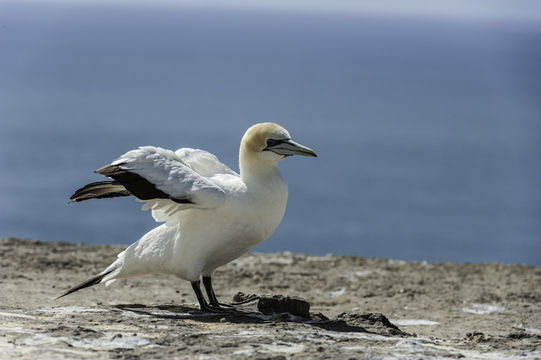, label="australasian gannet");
[57,123,317,312]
